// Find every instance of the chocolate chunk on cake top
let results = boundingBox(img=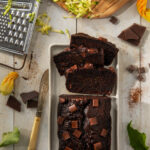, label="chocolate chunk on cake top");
[54,45,104,75]
[65,65,116,95]
[57,95,111,150]
[70,33,119,66]
[118,23,146,46]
